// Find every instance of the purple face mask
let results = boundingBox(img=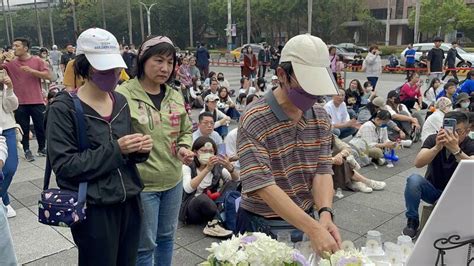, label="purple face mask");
[90,69,120,92]
[287,86,319,111]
